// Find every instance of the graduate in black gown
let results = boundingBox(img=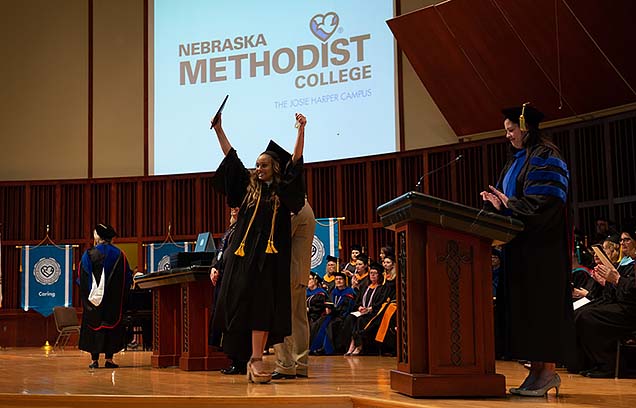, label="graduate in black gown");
[573,224,636,378]
[481,104,572,397]
[210,113,306,383]
[78,224,132,369]
[208,207,248,375]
